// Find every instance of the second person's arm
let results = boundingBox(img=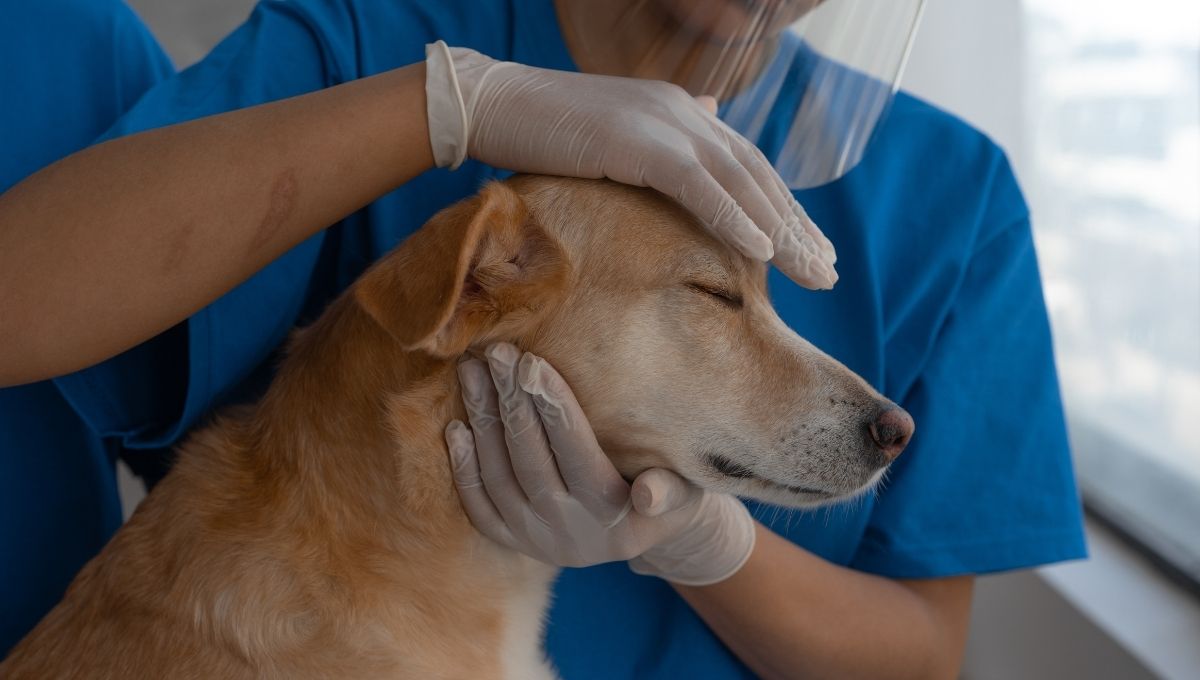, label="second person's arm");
[0,63,434,386]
